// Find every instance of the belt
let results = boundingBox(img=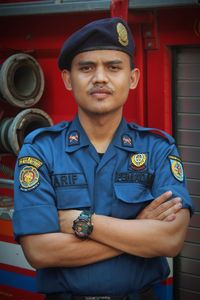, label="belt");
[73,297,128,300]
[45,294,129,300]
[45,290,156,300]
